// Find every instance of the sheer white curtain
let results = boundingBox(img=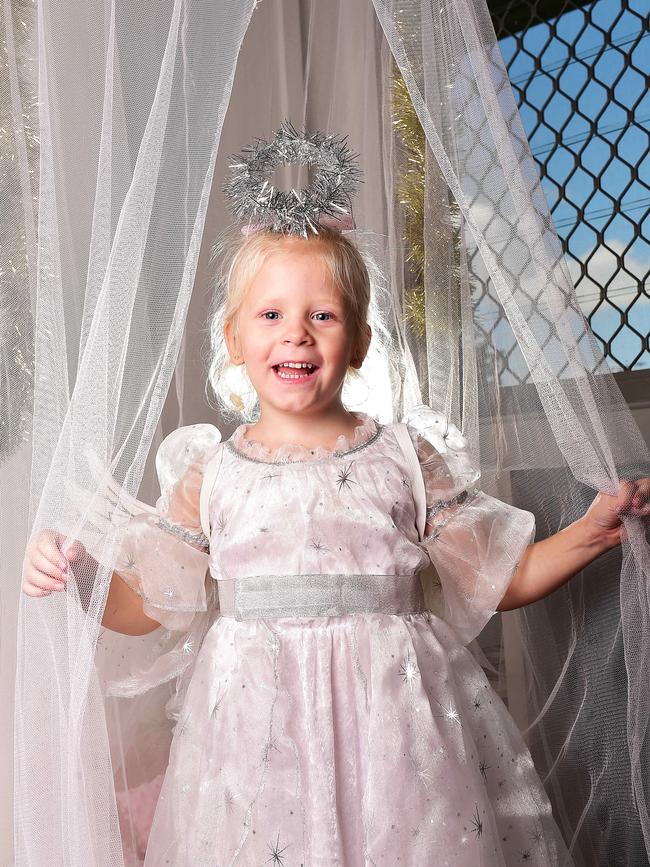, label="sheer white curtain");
[5,1,256,863]
[2,0,649,864]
